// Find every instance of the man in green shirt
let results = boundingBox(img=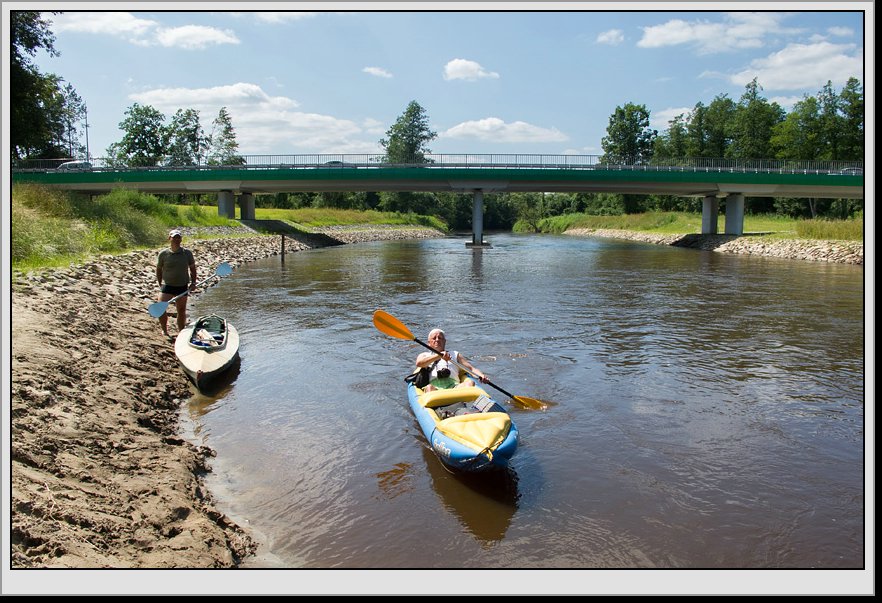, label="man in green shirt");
[156,229,197,338]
